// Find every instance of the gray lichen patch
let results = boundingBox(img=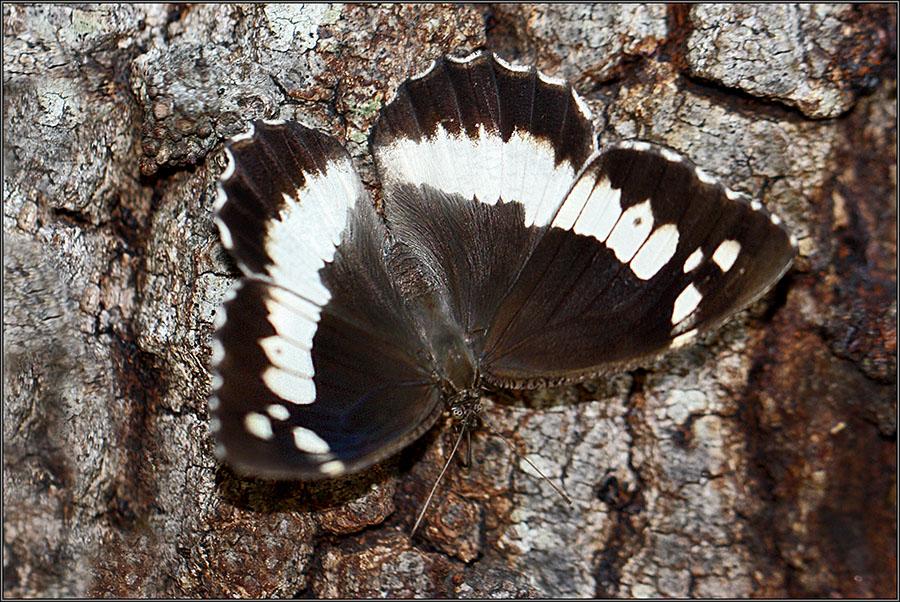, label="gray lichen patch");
[261,4,341,52]
[490,378,634,596]
[686,5,893,119]
[4,4,160,224]
[490,4,668,87]
[131,5,331,176]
